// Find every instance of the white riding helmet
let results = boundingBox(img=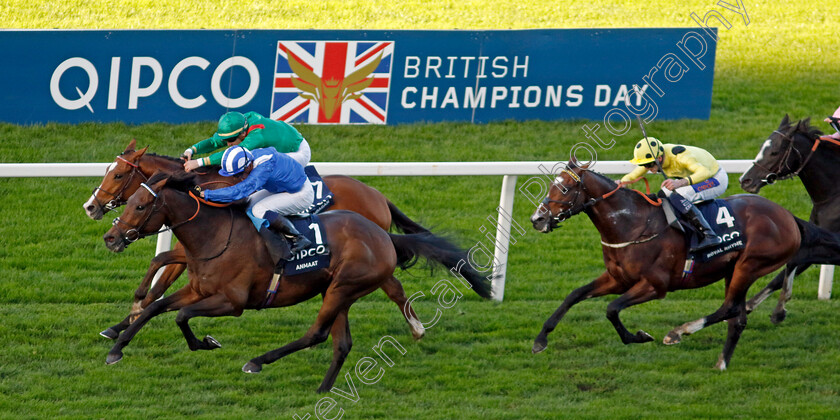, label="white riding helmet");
[219,145,254,176]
